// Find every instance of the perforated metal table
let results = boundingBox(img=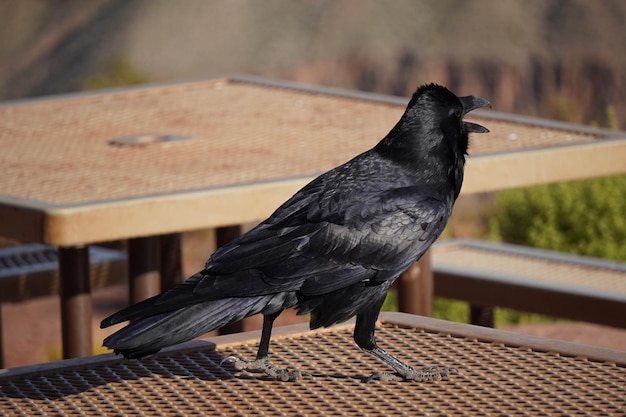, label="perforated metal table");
[2,75,626,360]
[1,313,624,416]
